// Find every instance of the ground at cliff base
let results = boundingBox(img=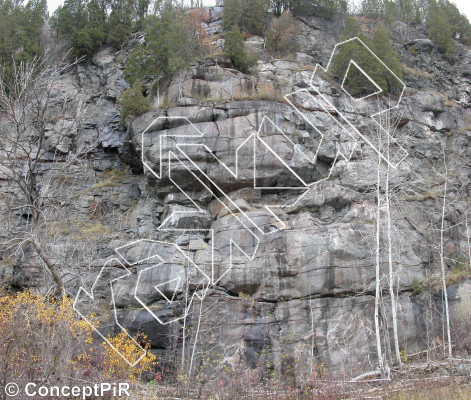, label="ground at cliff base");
[127,362,471,400]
